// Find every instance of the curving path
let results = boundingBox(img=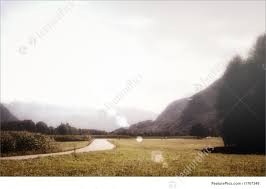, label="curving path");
[0,139,115,160]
